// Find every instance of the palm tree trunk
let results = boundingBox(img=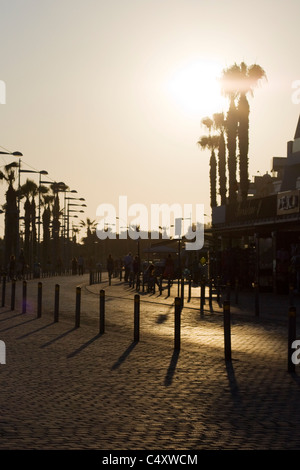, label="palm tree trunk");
[42,207,51,270]
[24,198,31,266]
[4,185,18,268]
[218,131,227,205]
[238,92,250,202]
[210,150,217,208]
[226,96,238,204]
